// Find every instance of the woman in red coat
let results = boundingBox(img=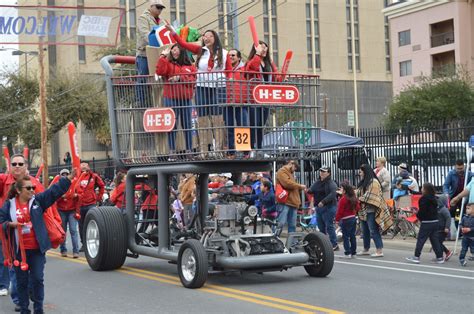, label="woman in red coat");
[110,172,126,210]
[156,43,197,158]
[245,41,281,151]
